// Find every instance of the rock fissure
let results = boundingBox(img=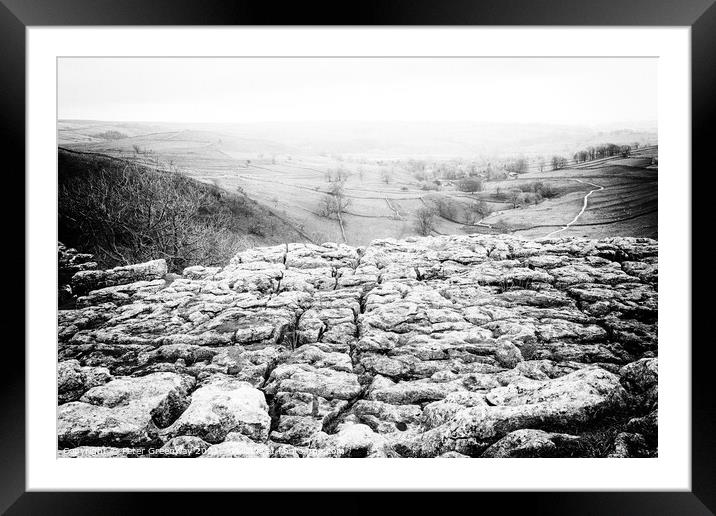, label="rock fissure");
[58,235,658,458]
